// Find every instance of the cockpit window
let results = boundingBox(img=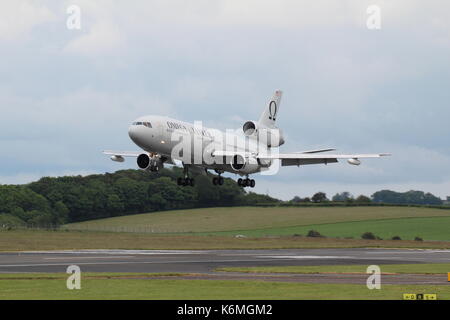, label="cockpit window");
[132,121,152,127]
